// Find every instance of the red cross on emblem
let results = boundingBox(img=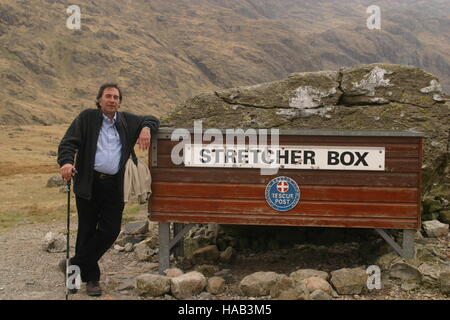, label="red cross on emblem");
[277,181,289,193]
